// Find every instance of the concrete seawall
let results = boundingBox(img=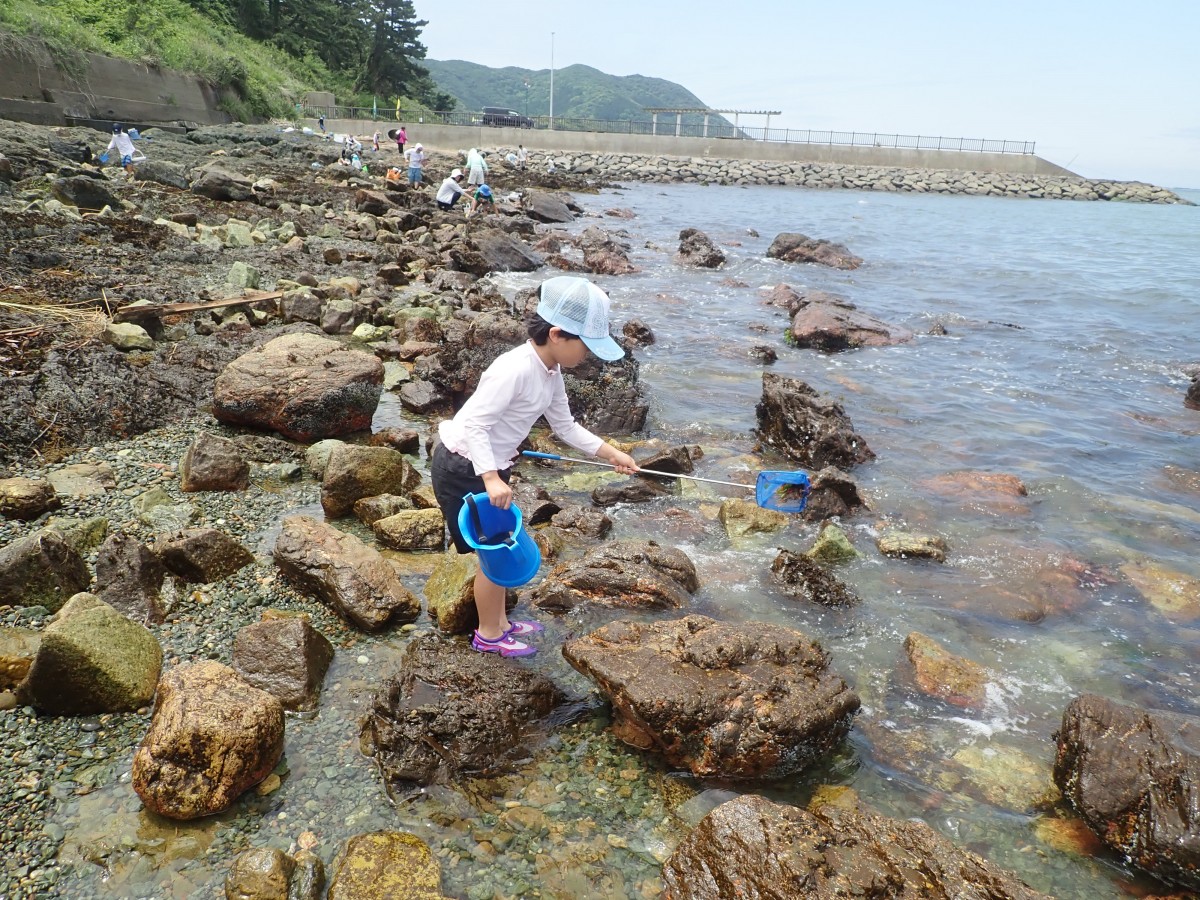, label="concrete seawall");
[0,41,232,128]
[332,119,1074,177]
